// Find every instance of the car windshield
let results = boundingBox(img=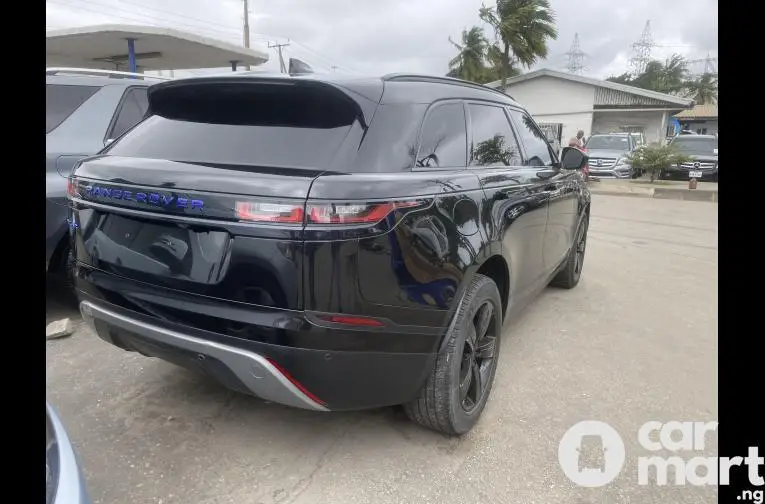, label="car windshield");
[671,137,718,155]
[585,136,631,151]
